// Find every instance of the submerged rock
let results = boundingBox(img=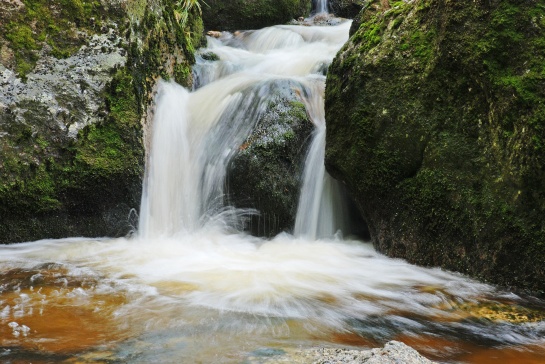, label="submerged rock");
[0,0,204,243]
[201,0,312,31]
[325,0,545,293]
